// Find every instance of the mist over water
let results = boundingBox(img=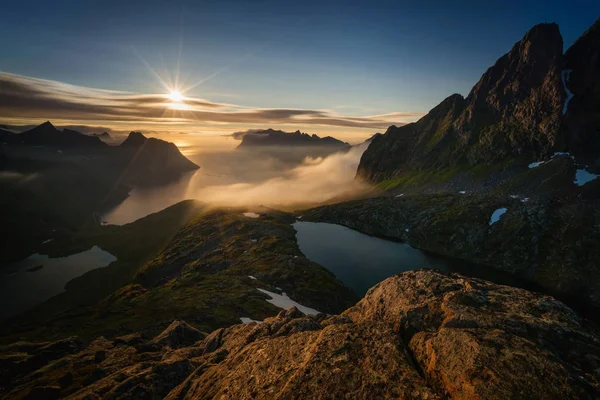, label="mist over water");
[101,138,372,225]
